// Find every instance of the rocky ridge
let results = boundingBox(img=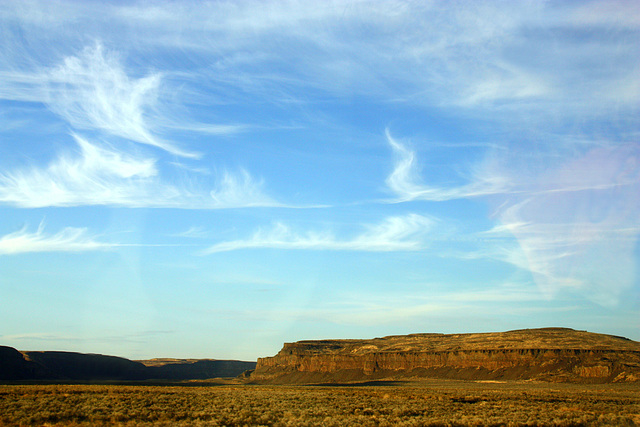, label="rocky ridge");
[0,346,255,382]
[250,328,640,384]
